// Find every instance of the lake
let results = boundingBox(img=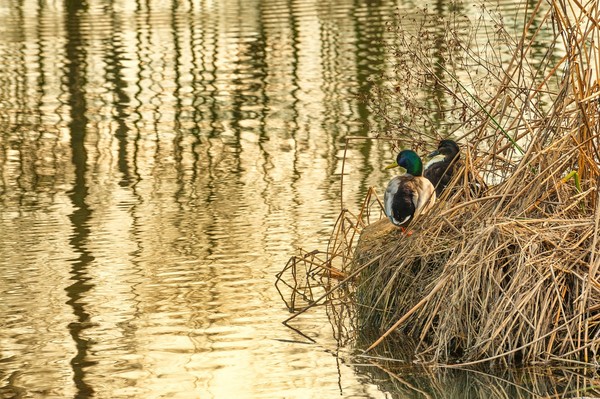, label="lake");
[0,0,587,398]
